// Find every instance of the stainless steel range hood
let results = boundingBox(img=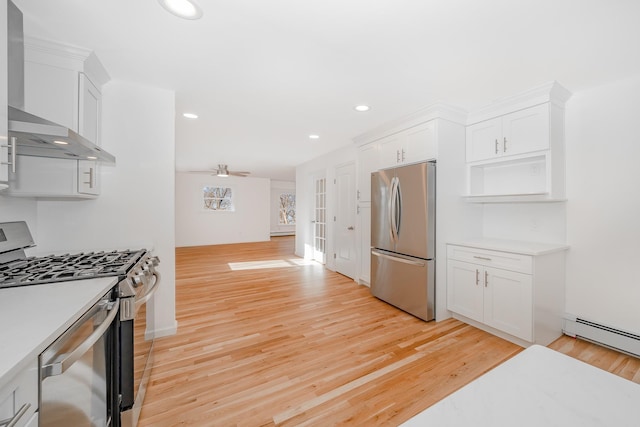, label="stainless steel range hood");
[8,106,115,162]
[7,0,115,164]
